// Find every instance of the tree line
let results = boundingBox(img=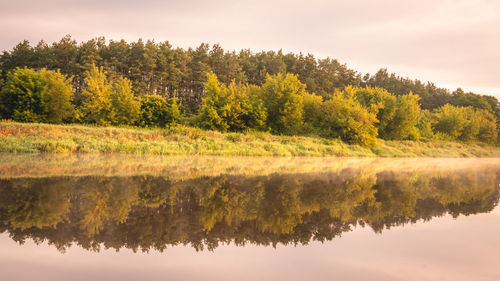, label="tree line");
[0,36,498,145]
